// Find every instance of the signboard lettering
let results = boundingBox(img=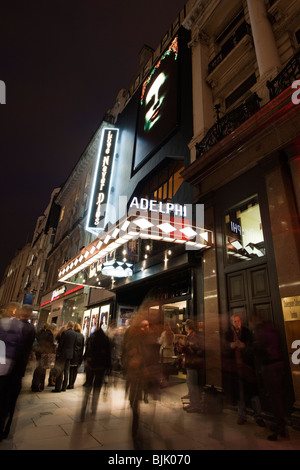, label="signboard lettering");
[87,128,118,231]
